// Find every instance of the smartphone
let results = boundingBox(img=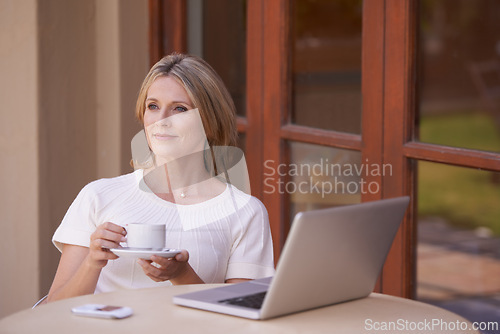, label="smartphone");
[71,304,133,319]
